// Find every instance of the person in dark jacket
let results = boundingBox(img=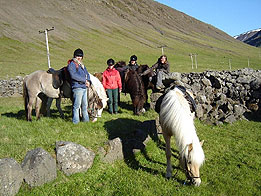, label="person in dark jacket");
[67,48,91,124]
[126,55,139,71]
[142,55,170,90]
